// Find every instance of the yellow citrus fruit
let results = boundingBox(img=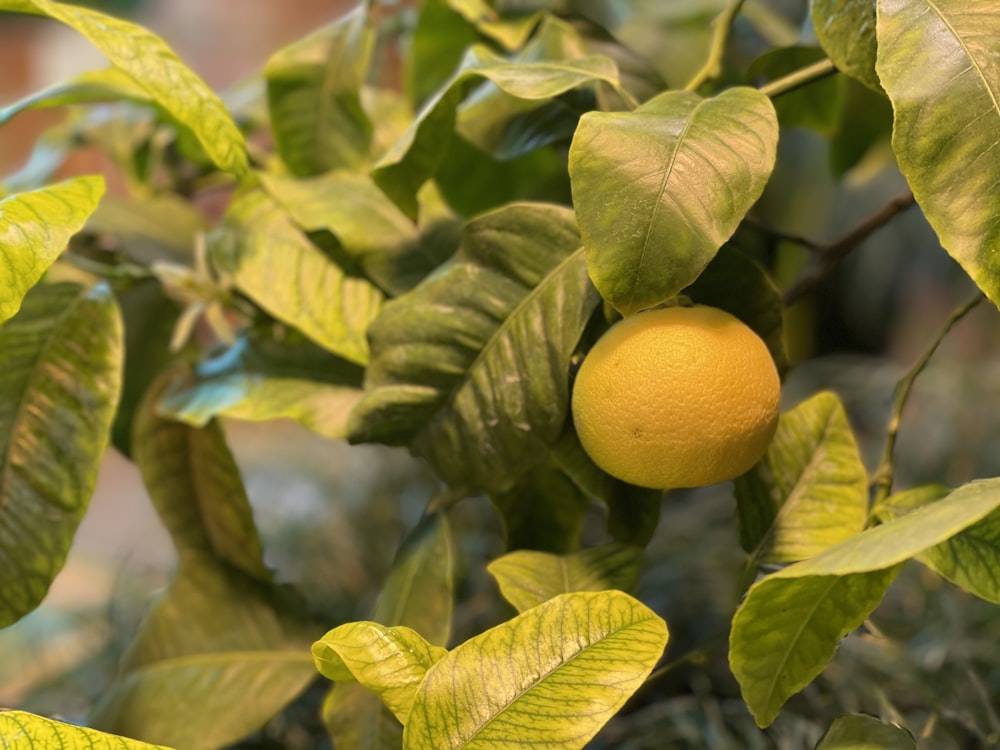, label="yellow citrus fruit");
[571,304,780,489]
